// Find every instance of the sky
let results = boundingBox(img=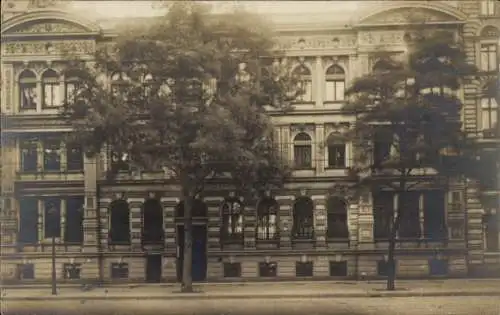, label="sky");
[69,1,361,19]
